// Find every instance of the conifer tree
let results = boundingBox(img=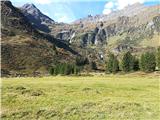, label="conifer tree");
[121,51,134,72]
[140,52,156,72]
[112,57,119,73]
[157,47,160,70]
[133,57,140,71]
[106,53,119,73]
